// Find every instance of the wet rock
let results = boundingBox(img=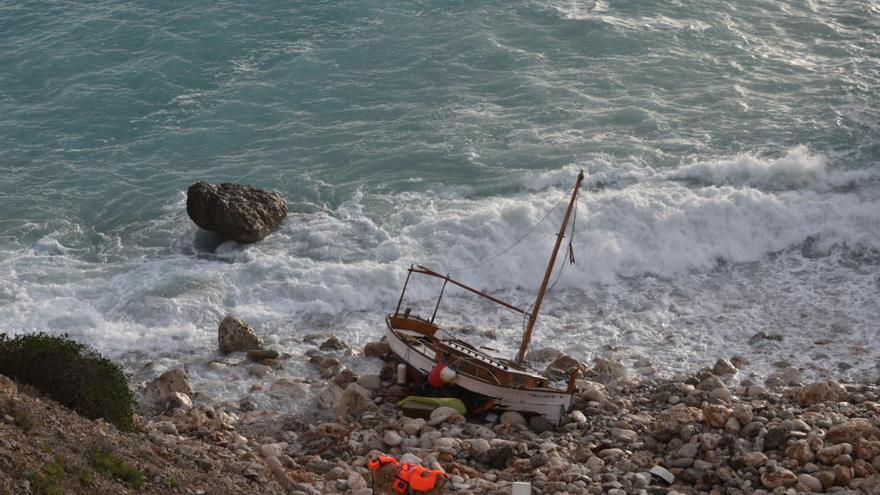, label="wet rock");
[526,347,564,363]
[795,380,848,406]
[218,316,263,354]
[320,336,349,352]
[247,349,279,361]
[186,181,287,243]
[144,368,192,404]
[363,341,391,359]
[712,358,737,376]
